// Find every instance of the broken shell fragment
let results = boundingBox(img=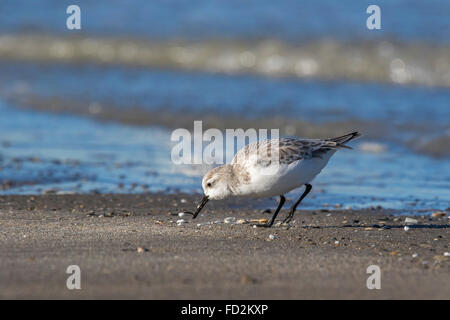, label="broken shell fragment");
[224,217,236,224]
[249,218,269,224]
[432,211,446,218]
[405,217,418,225]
